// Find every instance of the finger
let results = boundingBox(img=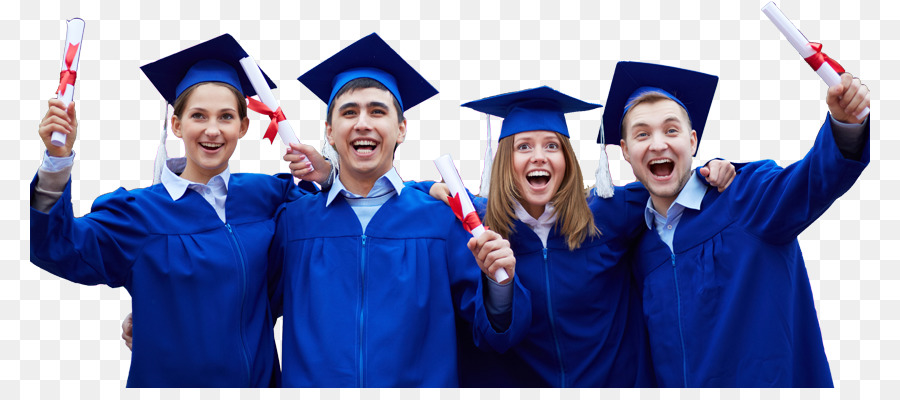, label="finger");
[40,120,73,136]
[844,84,867,116]
[839,78,861,109]
[67,101,77,123]
[698,166,710,178]
[467,237,477,254]
[707,164,719,183]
